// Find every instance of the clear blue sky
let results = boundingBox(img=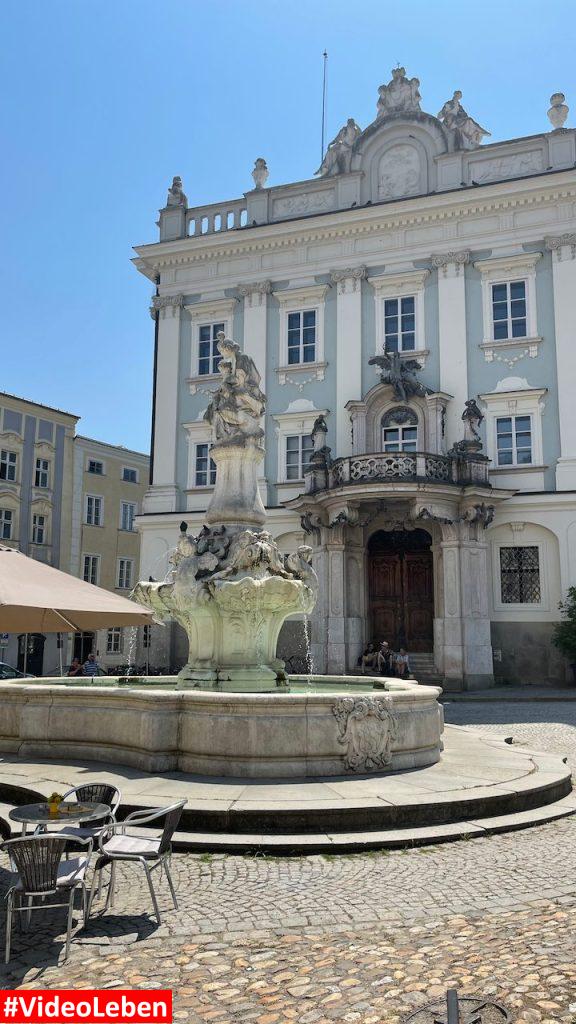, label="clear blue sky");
[1,0,574,452]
